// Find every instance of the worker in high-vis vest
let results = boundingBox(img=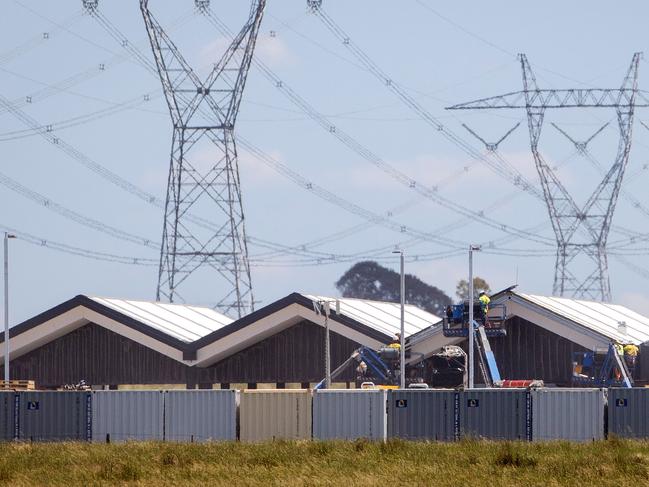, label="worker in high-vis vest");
[615,342,625,356]
[478,291,490,312]
[624,343,639,368]
[387,333,401,350]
